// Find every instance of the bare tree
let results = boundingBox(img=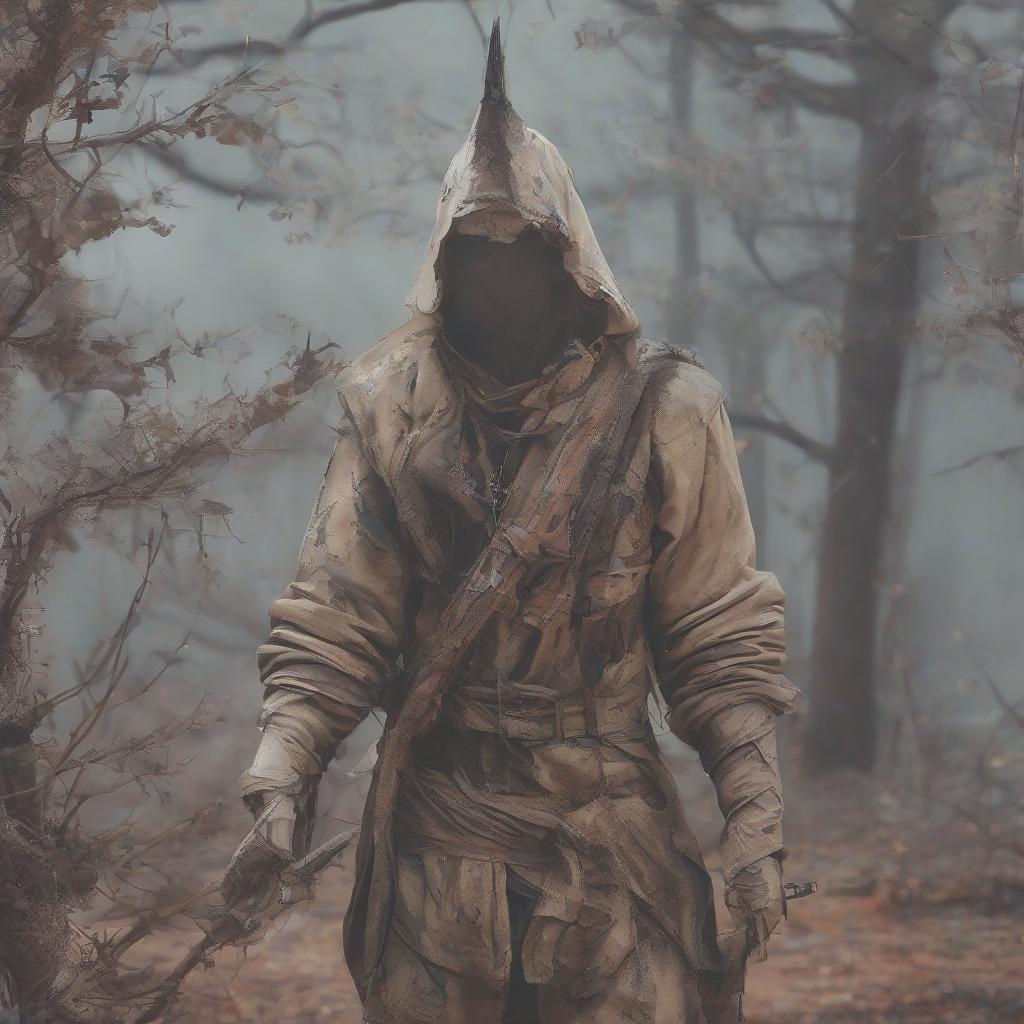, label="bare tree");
[0,0,396,1016]
[608,0,1024,772]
